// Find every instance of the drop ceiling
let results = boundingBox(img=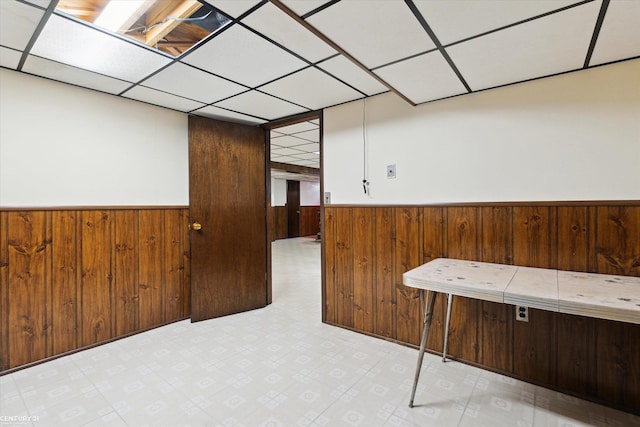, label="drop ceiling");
[1,0,638,130]
[270,119,320,181]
